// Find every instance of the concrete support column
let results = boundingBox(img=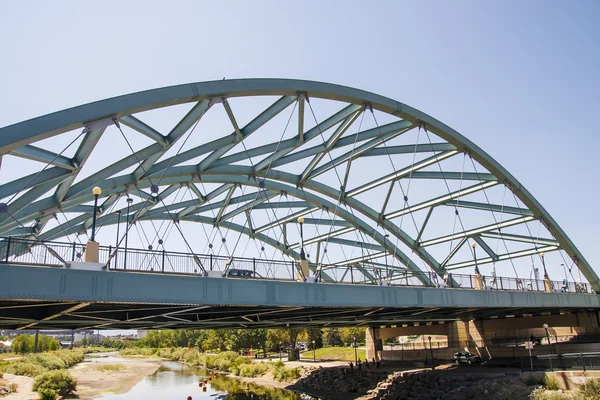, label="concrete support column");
[366,327,381,361]
[84,240,99,263]
[446,320,485,350]
[298,259,309,281]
